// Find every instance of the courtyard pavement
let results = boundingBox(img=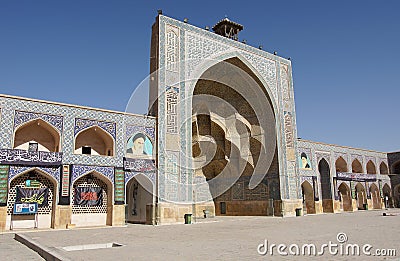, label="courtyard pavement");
[1,209,399,260]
